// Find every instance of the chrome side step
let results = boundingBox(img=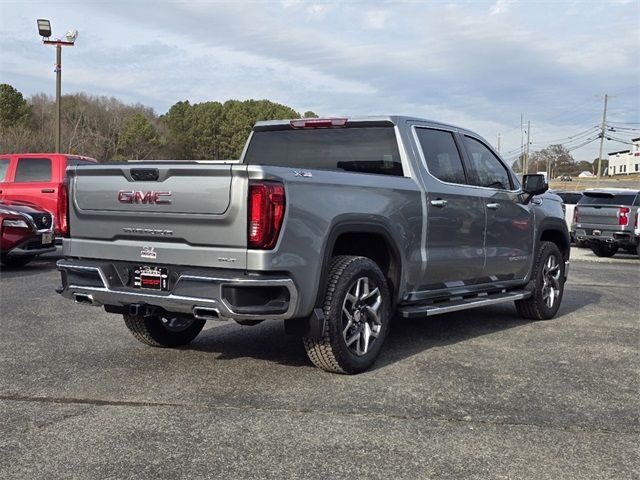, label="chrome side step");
[398,290,530,319]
